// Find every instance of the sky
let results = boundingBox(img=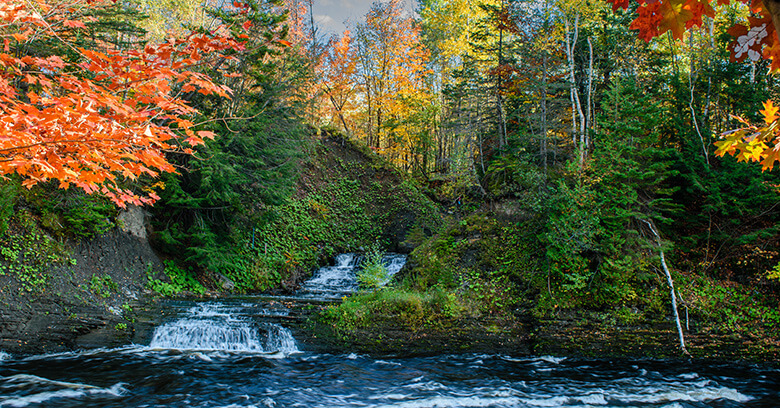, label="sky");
[311,0,416,37]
